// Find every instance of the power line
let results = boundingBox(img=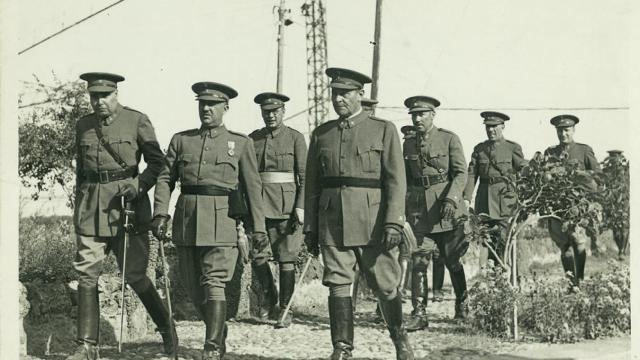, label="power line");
[378,106,629,111]
[18,0,127,55]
